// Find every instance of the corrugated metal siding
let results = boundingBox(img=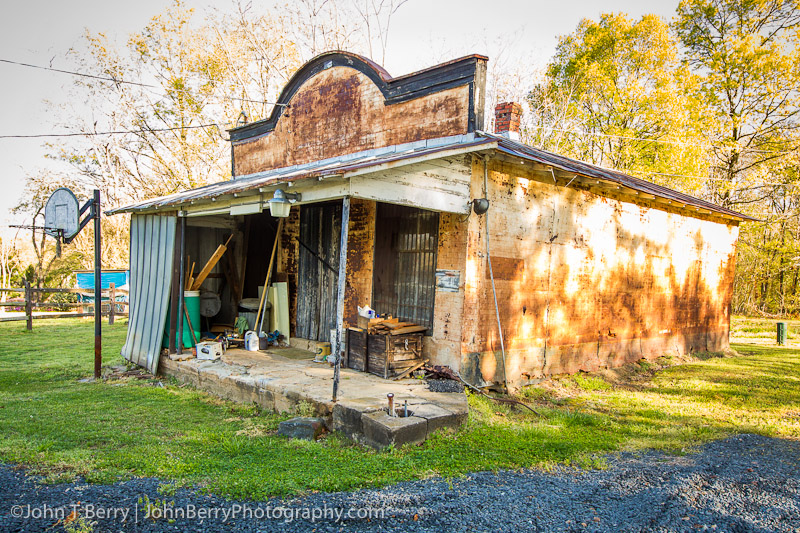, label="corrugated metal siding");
[121,214,176,374]
[372,204,439,332]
